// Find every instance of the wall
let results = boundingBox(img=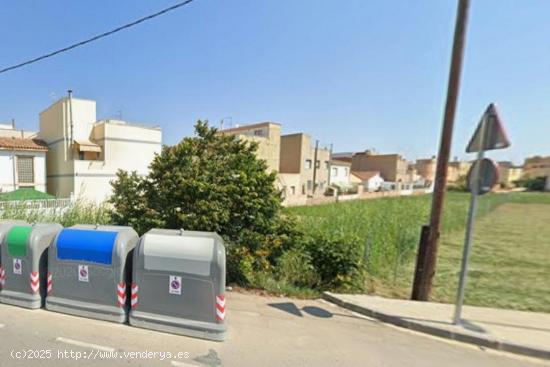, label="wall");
[0,151,46,193]
[523,156,550,179]
[351,153,408,182]
[415,158,436,182]
[279,134,303,174]
[330,163,351,186]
